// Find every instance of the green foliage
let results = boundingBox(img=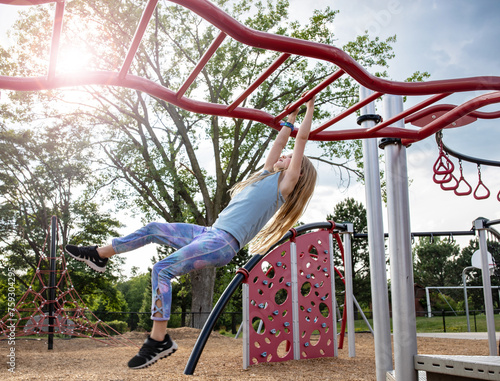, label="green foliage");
[0,121,127,312]
[116,272,150,330]
[328,198,371,303]
[105,320,129,334]
[213,247,251,332]
[413,237,461,287]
